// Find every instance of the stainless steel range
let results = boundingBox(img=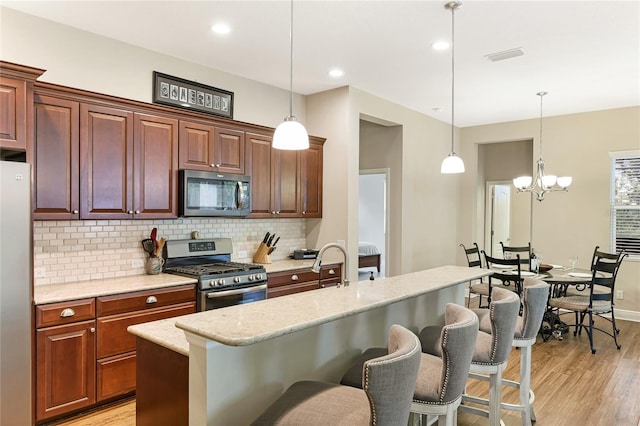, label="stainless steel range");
[162,238,267,311]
